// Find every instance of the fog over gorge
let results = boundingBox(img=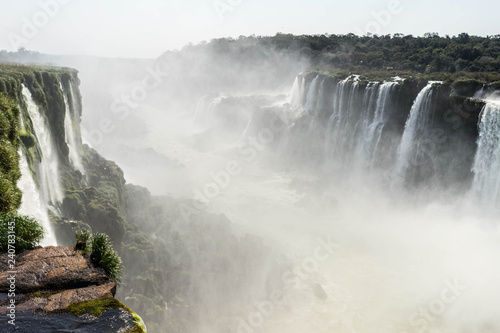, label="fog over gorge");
[1,1,500,333]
